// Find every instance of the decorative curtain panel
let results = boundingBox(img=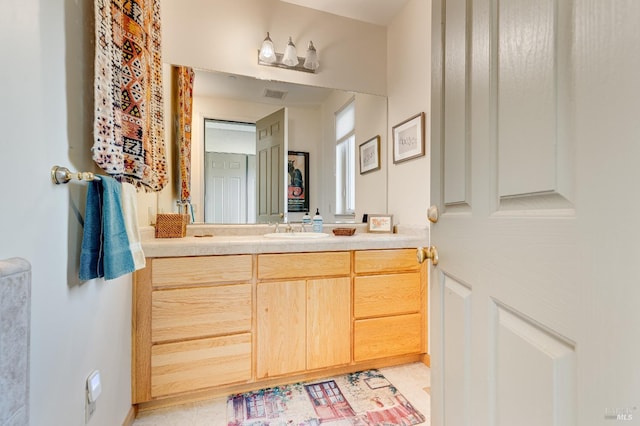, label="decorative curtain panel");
[174,66,195,202]
[93,0,167,192]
